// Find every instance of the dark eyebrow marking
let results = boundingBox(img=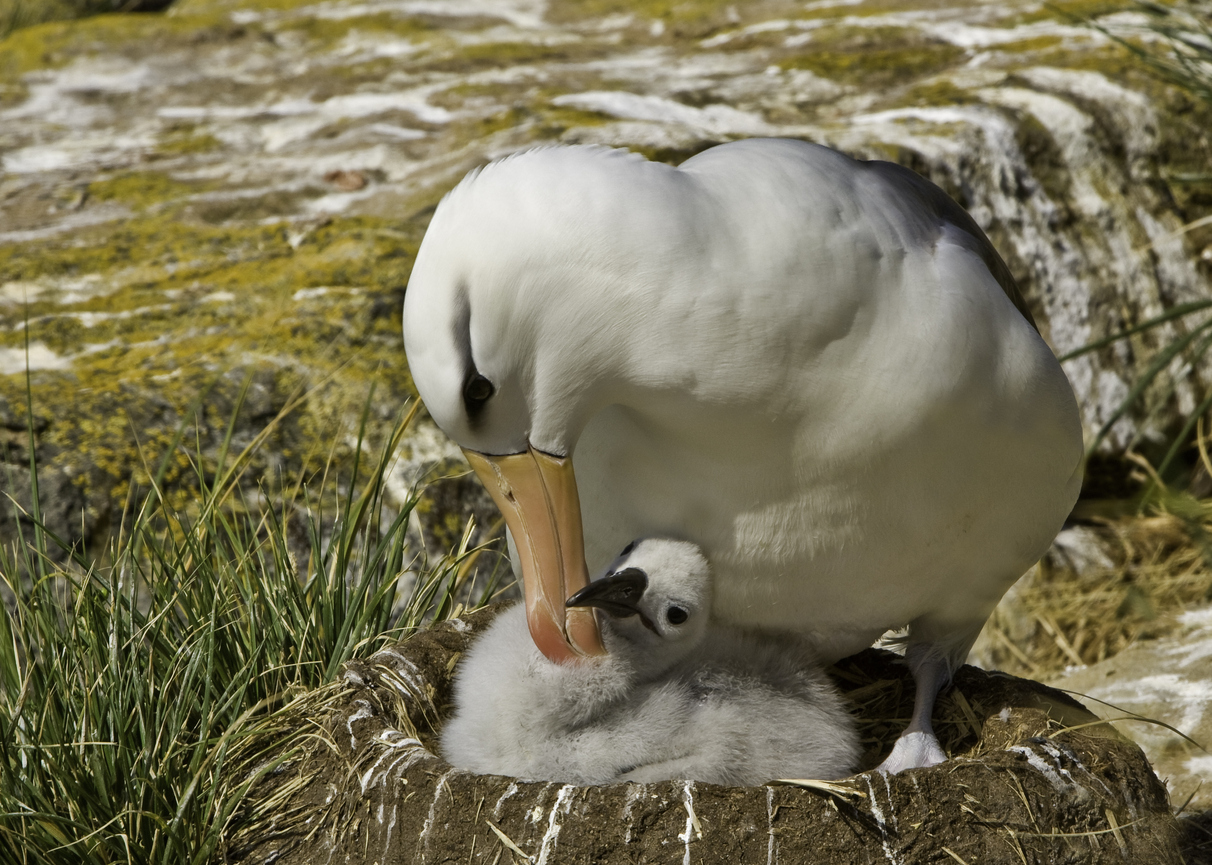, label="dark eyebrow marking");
[452,284,492,428]
[452,283,473,378]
